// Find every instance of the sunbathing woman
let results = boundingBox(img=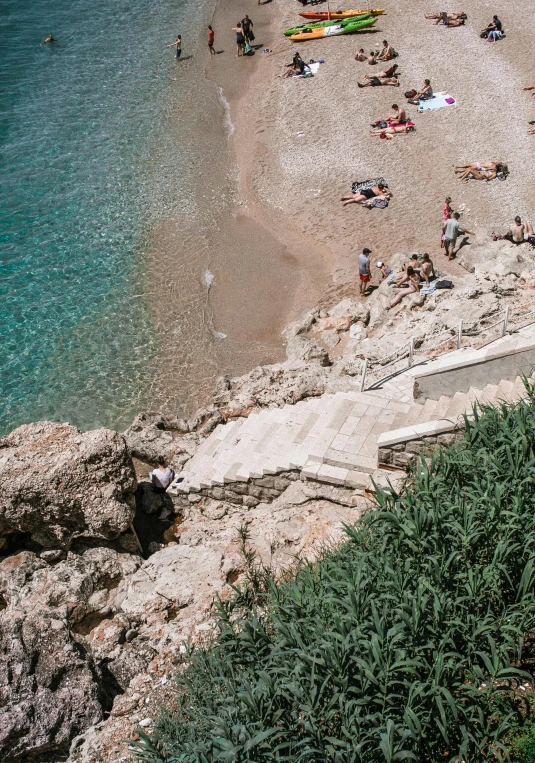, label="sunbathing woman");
[339,183,392,206]
[370,123,414,136]
[453,162,506,181]
[425,12,467,22]
[386,270,420,309]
